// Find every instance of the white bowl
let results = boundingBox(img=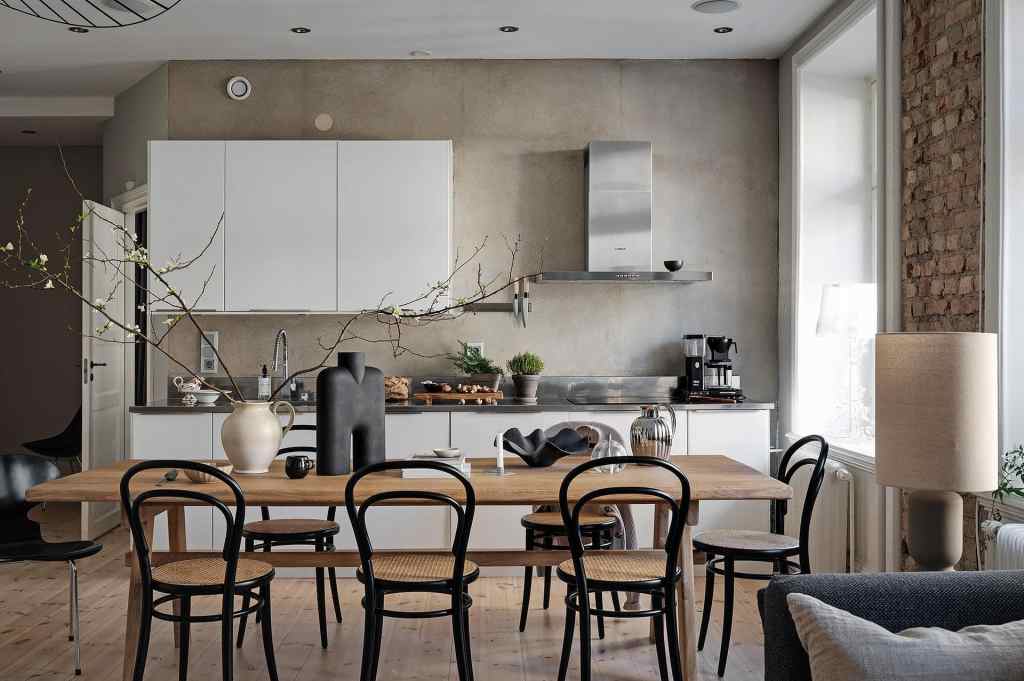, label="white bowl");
[193,390,223,404]
[432,447,462,459]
